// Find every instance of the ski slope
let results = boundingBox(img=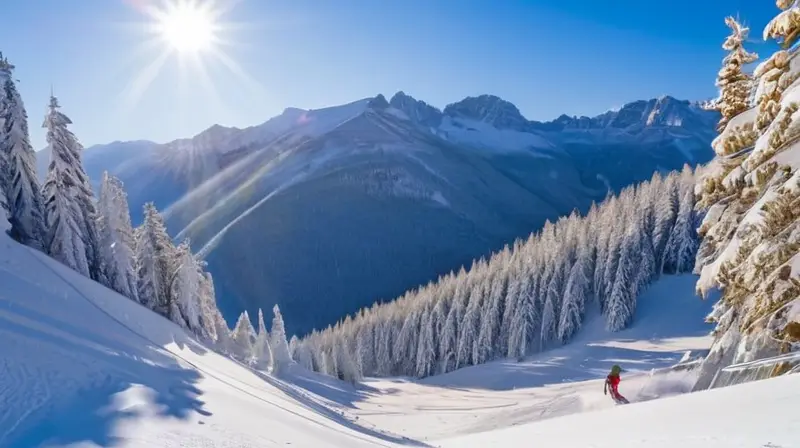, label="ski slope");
[328,275,718,442]
[0,231,407,447]
[440,372,800,448]
[1,228,797,447]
